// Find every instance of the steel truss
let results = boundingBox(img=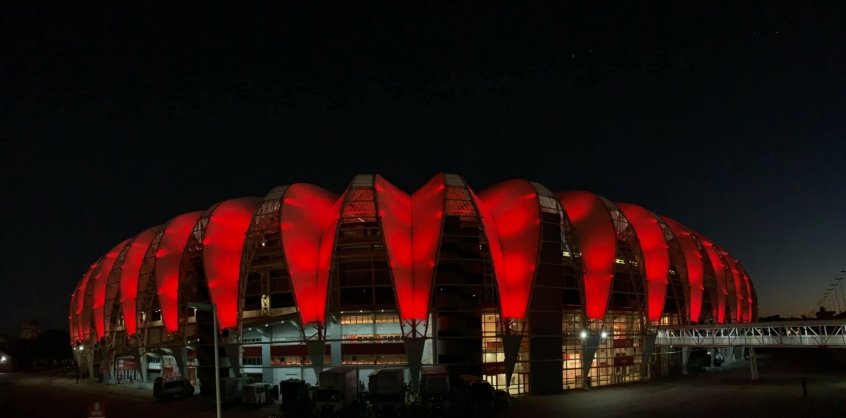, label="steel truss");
[656,320,846,348]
